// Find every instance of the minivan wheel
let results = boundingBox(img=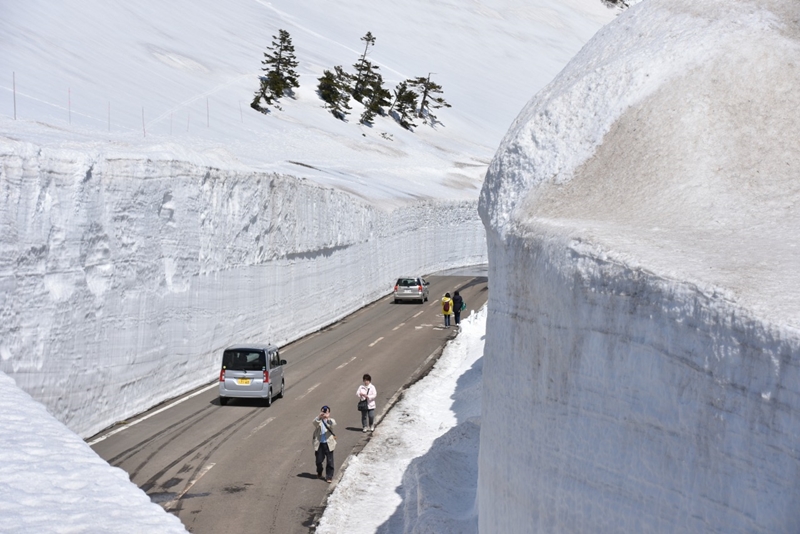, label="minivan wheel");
[278,380,285,399]
[219,396,228,406]
[264,388,272,407]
